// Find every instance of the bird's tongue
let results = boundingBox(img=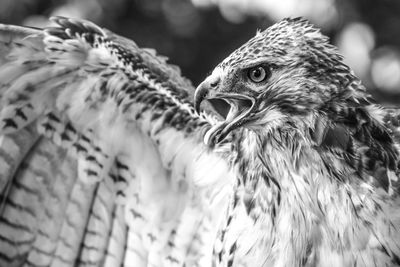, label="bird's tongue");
[204,98,253,146]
